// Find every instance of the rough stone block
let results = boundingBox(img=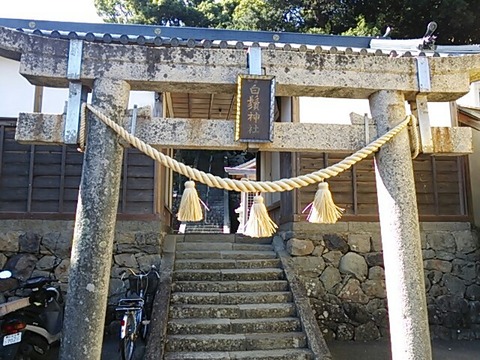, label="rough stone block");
[424,259,452,273]
[466,284,480,301]
[338,278,369,304]
[422,249,436,259]
[54,259,70,282]
[115,232,136,244]
[286,238,314,256]
[5,253,37,281]
[42,232,72,258]
[312,245,325,256]
[354,322,380,341]
[348,234,371,253]
[36,255,57,271]
[426,232,456,252]
[365,252,384,267]
[290,256,326,276]
[368,266,385,280]
[362,280,386,299]
[114,254,138,268]
[136,254,161,272]
[370,234,382,252]
[339,253,368,281]
[322,250,343,267]
[320,266,342,292]
[442,274,466,296]
[348,222,380,233]
[451,259,477,283]
[0,232,21,252]
[454,230,478,254]
[324,234,349,253]
[19,232,40,253]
